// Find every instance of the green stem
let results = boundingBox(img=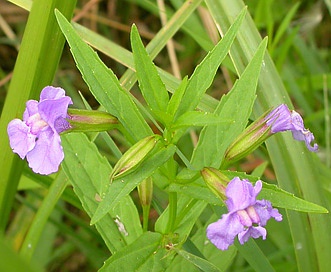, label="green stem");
[0,0,77,232]
[166,192,177,233]
[20,171,68,262]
